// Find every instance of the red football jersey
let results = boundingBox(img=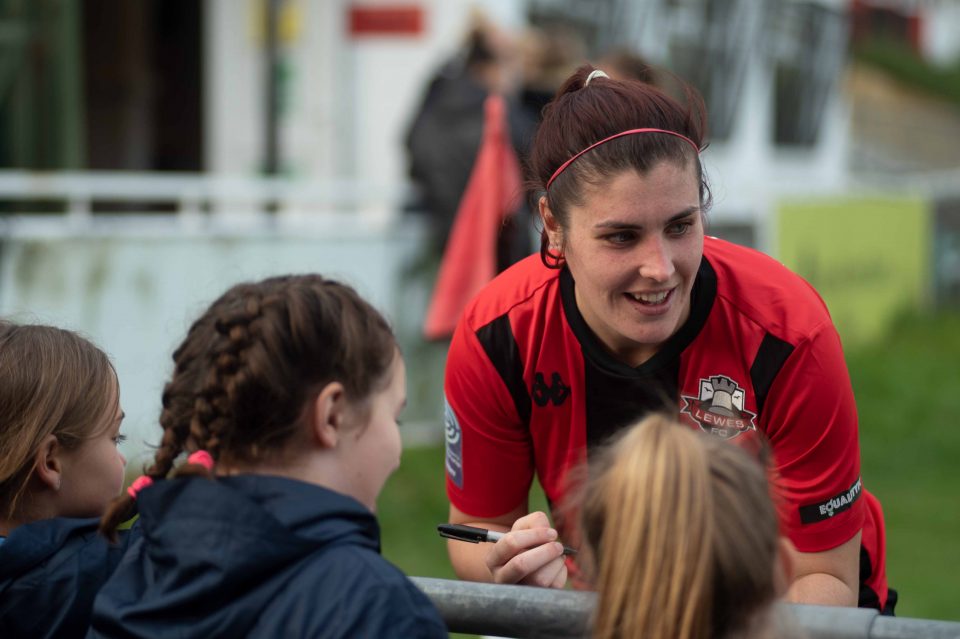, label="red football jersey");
[444,236,889,609]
